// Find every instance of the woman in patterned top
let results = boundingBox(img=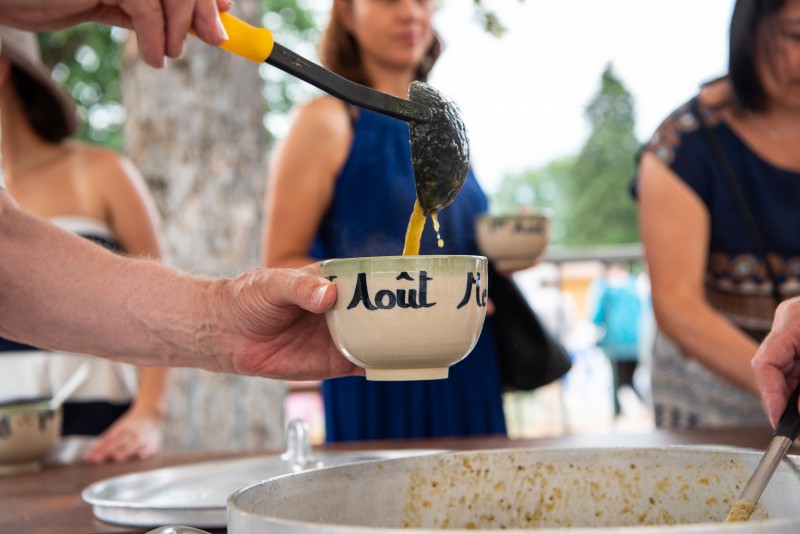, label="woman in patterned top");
[0,26,169,463]
[634,0,800,429]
